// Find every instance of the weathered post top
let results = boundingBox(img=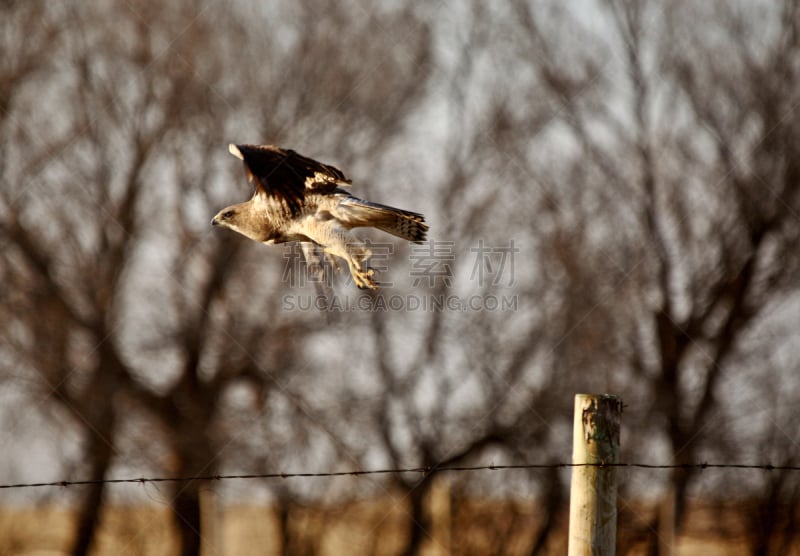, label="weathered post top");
[568,393,623,556]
